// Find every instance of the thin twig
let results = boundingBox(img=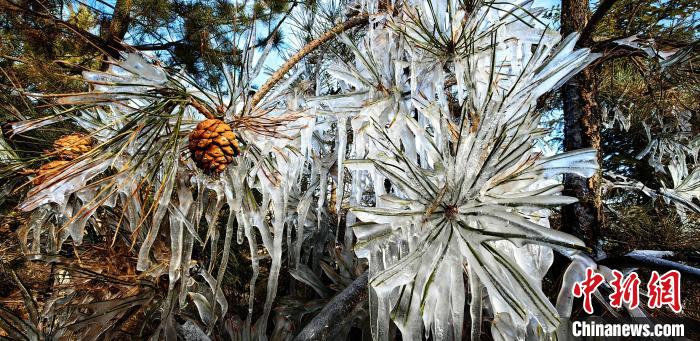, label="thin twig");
[189,97,217,120]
